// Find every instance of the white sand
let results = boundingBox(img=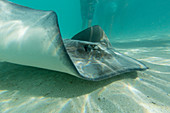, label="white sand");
[0,34,170,113]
